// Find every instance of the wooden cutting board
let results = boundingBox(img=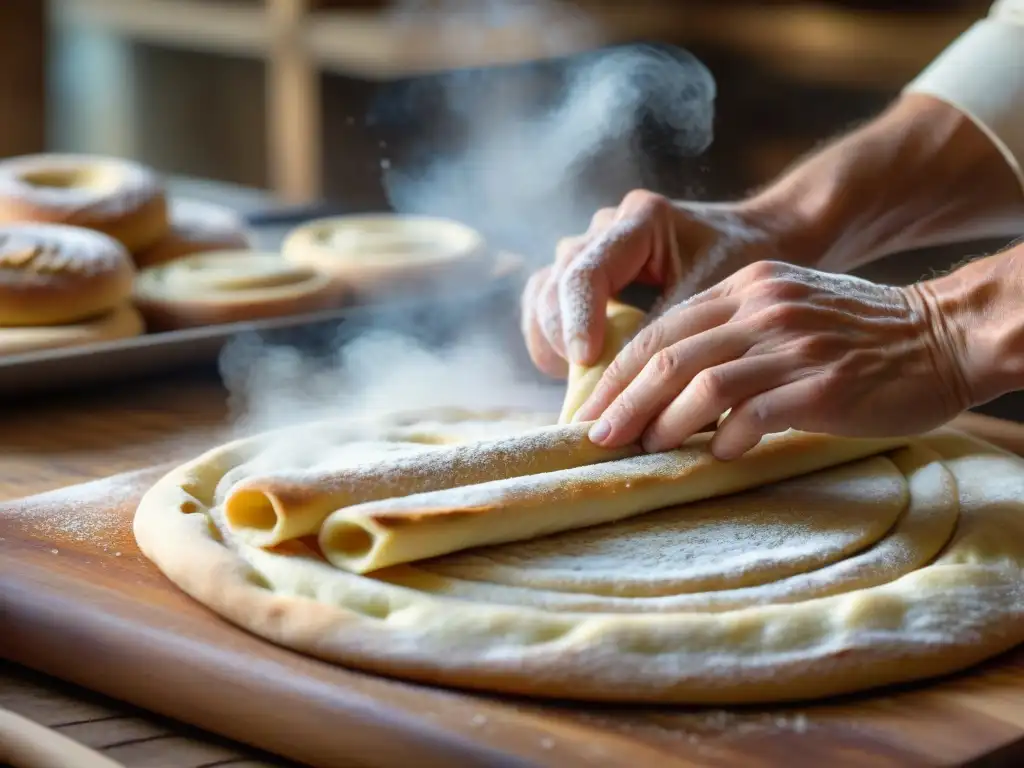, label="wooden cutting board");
[5,413,1024,768]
